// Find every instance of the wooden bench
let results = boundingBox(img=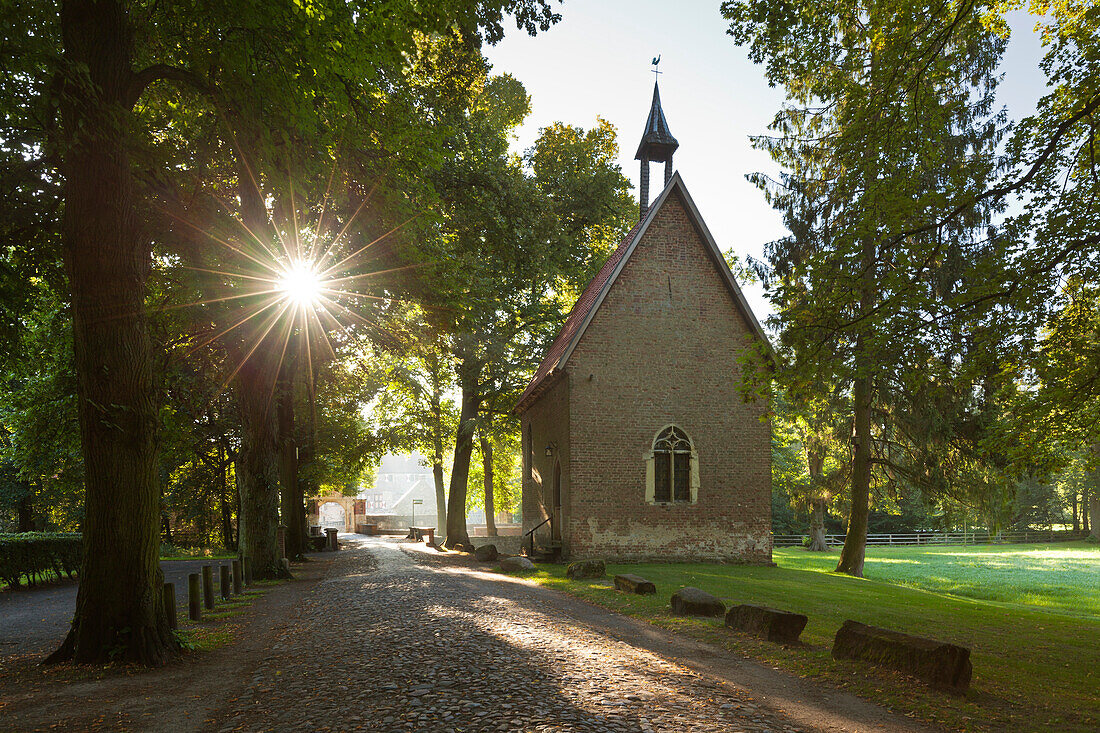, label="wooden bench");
[408,526,435,545]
